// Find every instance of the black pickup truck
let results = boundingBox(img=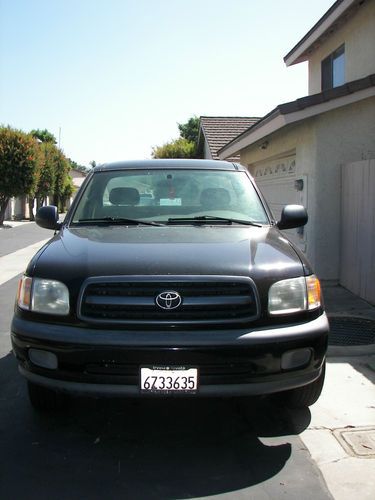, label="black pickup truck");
[11,159,328,411]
